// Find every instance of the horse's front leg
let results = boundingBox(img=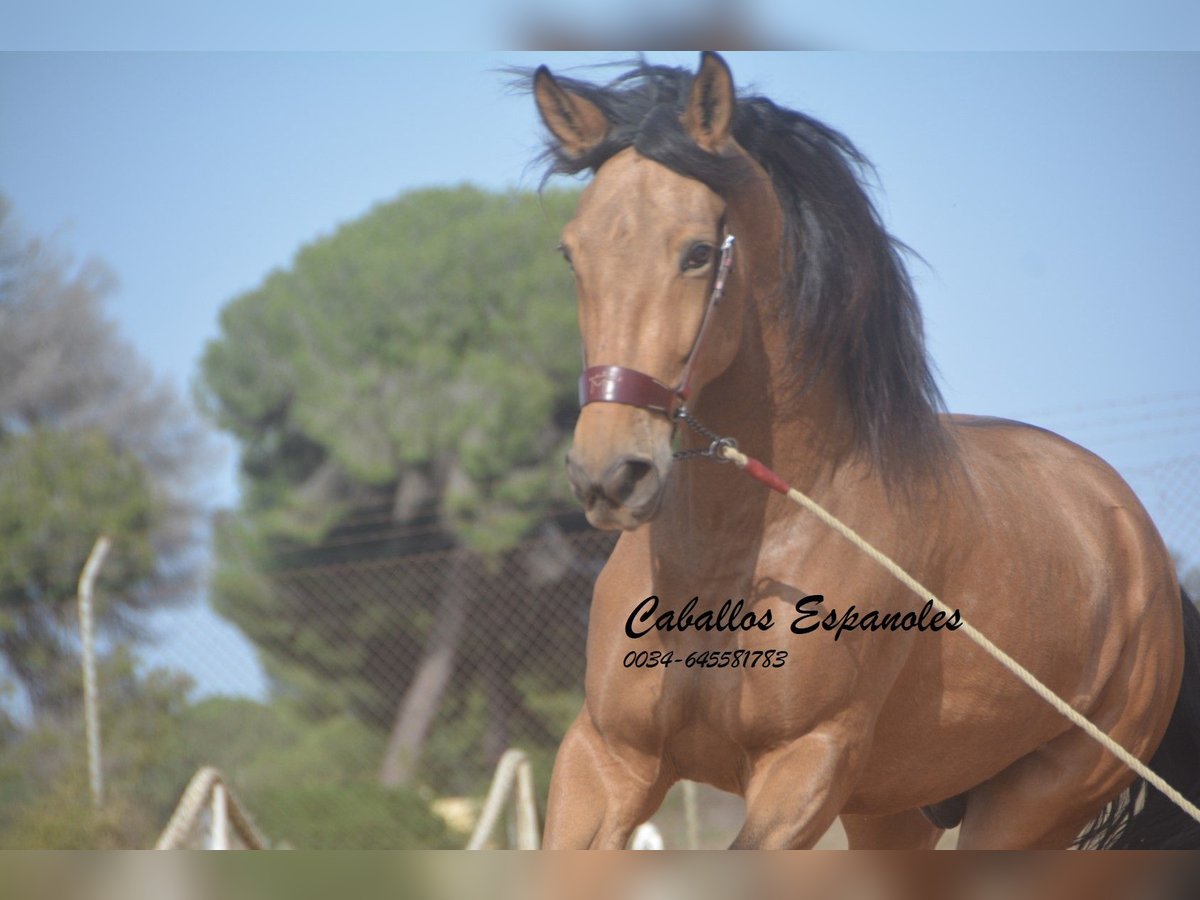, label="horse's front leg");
[731,728,861,848]
[542,706,669,849]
